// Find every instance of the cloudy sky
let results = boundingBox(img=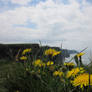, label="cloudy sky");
[0,0,92,50]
